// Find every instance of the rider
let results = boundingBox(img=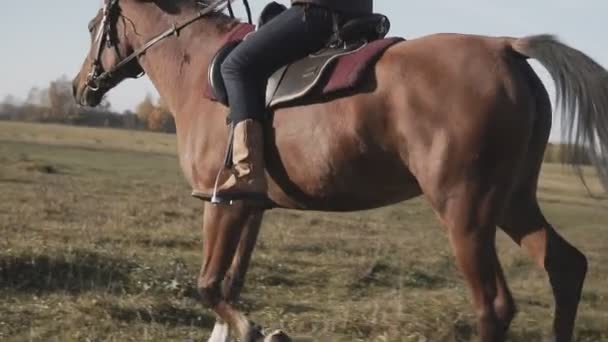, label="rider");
[215,0,374,203]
